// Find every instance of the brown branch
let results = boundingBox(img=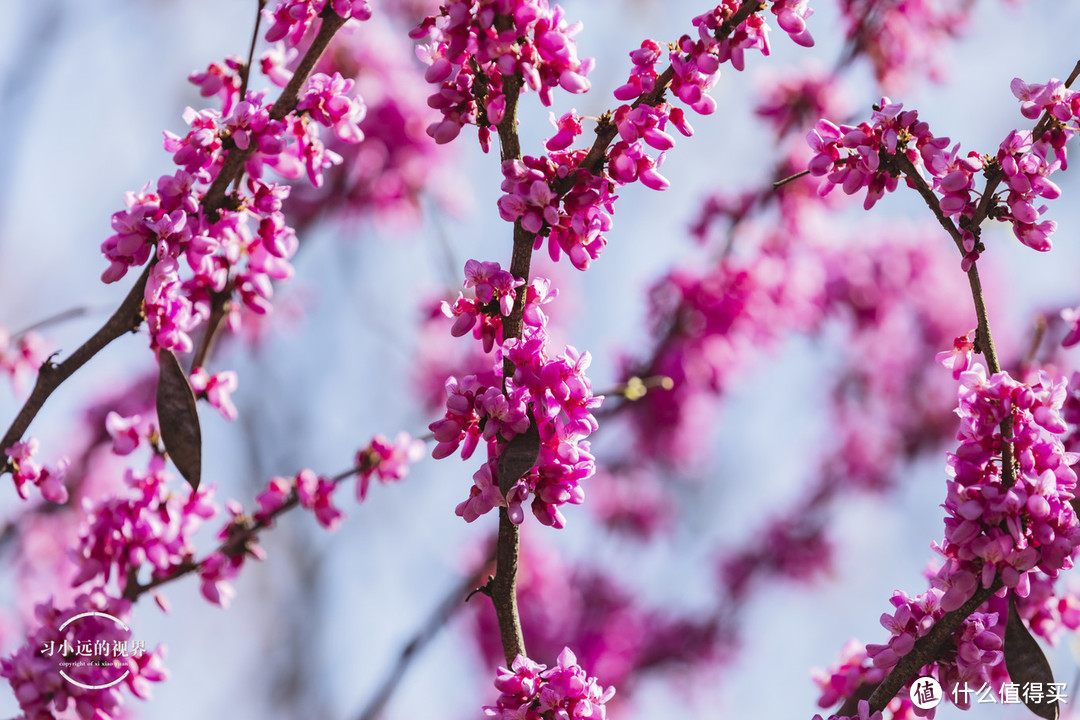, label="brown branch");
[238,0,268,101]
[490,11,528,667]
[0,264,151,470]
[838,580,1003,717]
[894,153,1014,488]
[122,461,363,601]
[189,288,231,373]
